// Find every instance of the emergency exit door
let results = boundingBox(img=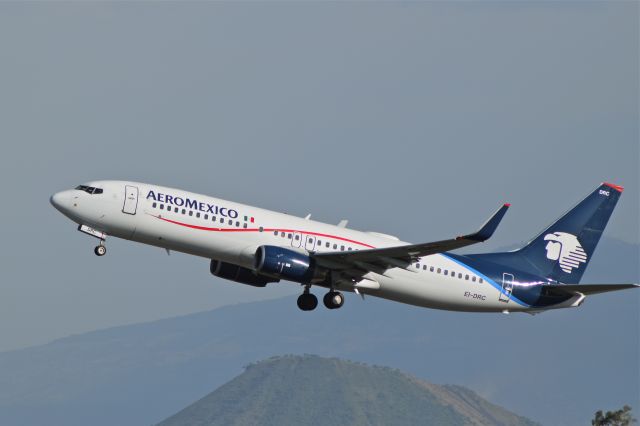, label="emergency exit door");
[305,235,317,251]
